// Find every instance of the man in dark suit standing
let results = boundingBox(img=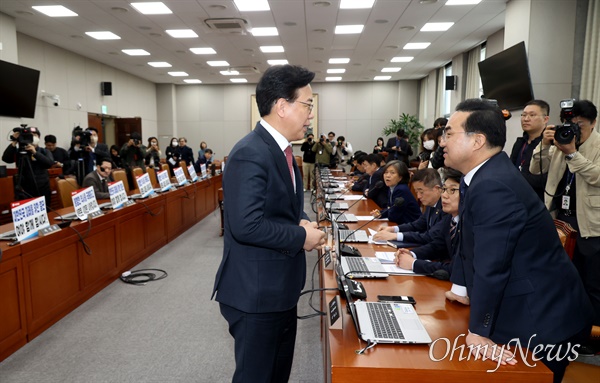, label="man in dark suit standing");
[385,128,412,165]
[81,154,114,200]
[212,65,326,383]
[443,99,592,382]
